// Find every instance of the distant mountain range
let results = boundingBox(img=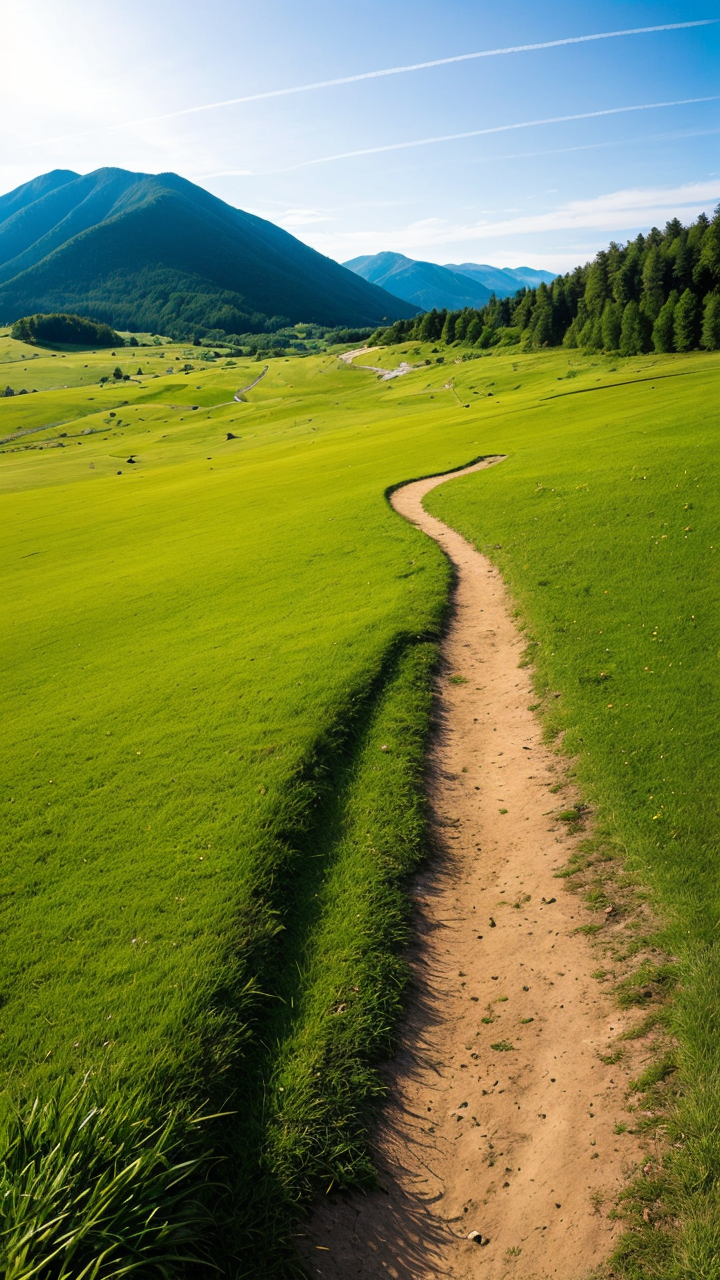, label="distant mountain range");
[344,251,556,312]
[0,169,417,337]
